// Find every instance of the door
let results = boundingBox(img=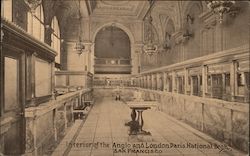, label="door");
[2,49,25,155]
